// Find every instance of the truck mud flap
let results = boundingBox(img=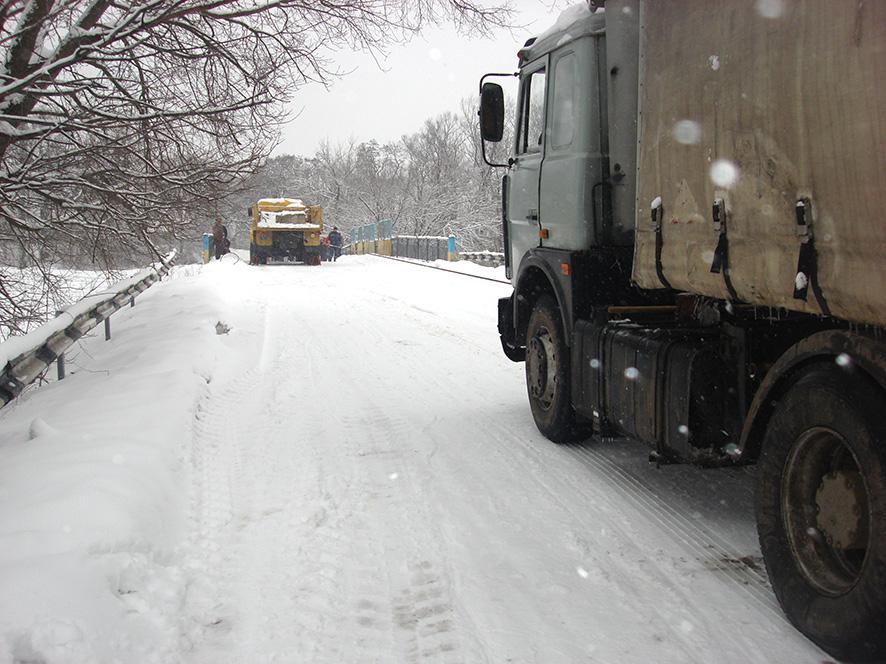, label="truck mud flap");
[498,296,525,362]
